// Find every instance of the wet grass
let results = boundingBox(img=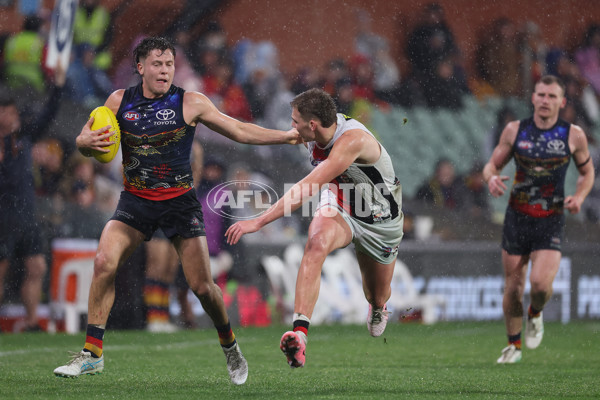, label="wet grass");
[0,321,599,399]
